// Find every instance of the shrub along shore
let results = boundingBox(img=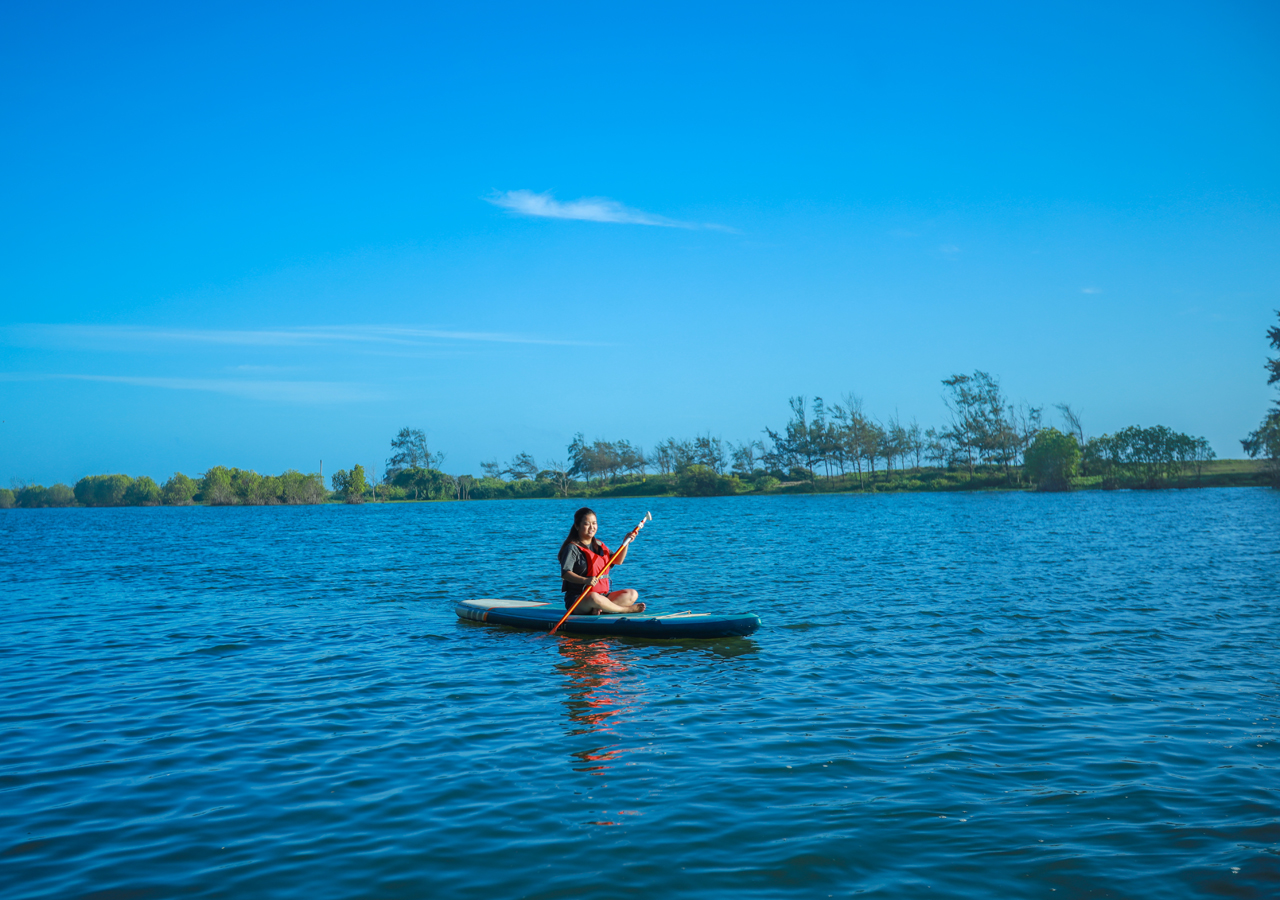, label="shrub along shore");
[0,457,1269,510]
